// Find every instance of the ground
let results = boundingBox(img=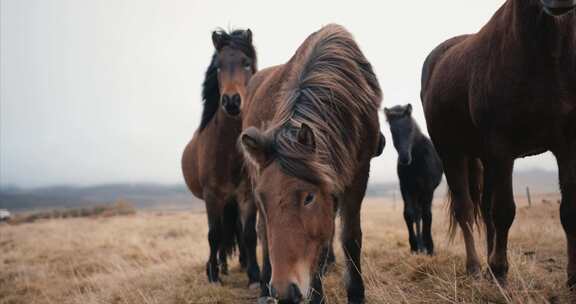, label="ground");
[1,194,574,304]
